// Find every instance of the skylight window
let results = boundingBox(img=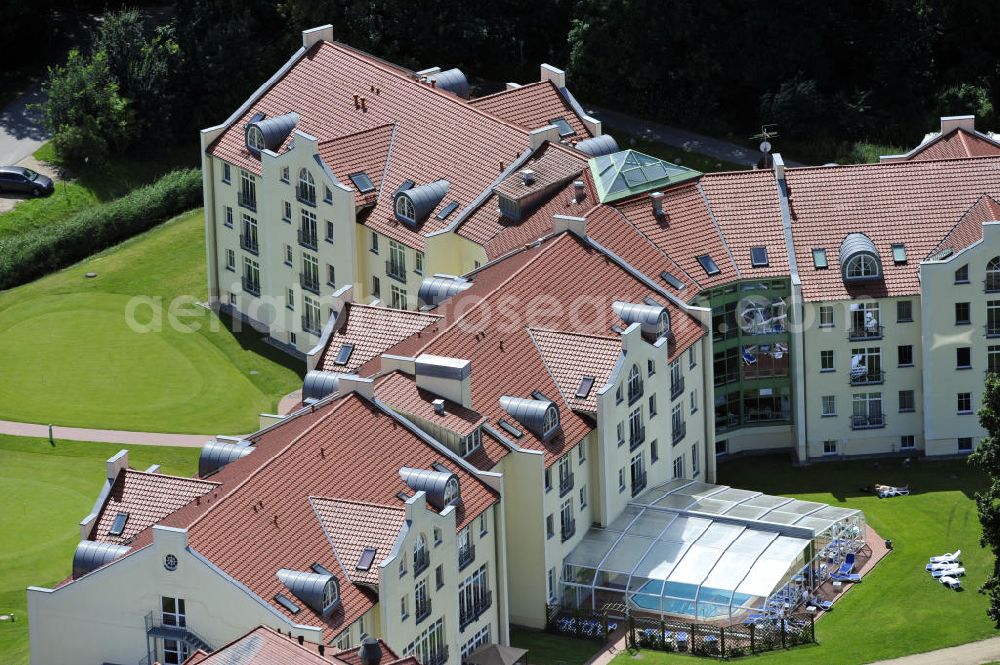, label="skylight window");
[548,117,576,138]
[349,172,375,193]
[274,594,301,614]
[696,254,721,276]
[356,548,377,571]
[892,244,907,264]
[498,418,524,439]
[393,179,415,196]
[333,343,354,366]
[660,272,684,289]
[312,563,333,576]
[575,376,596,399]
[750,247,769,267]
[108,512,129,536]
[812,248,828,269]
[436,201,459,220]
